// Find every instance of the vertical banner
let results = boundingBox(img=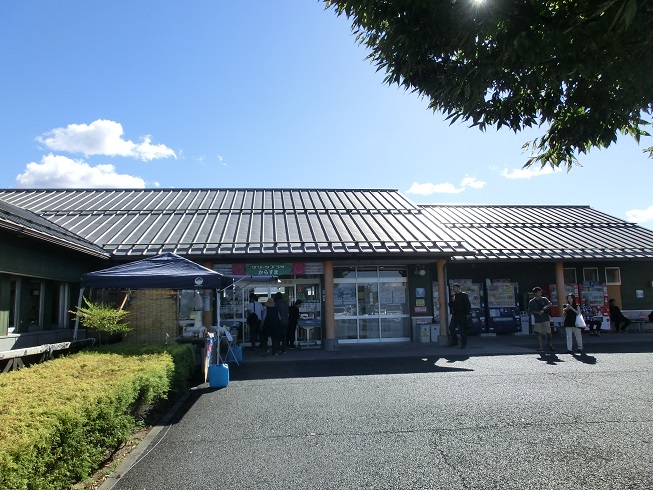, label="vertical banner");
[204,334,215,383]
